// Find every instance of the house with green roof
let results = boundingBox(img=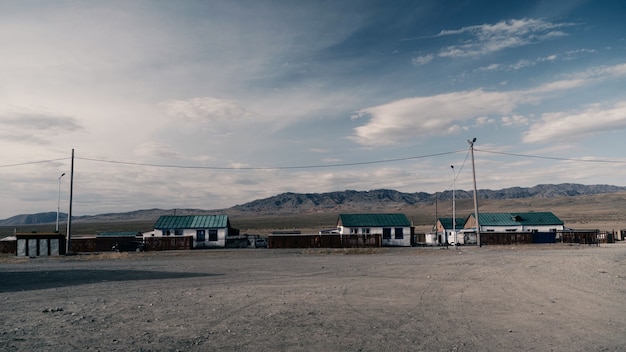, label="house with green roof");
[465,212,565,233]
[337,213,412,247]
[151,215,233,248]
